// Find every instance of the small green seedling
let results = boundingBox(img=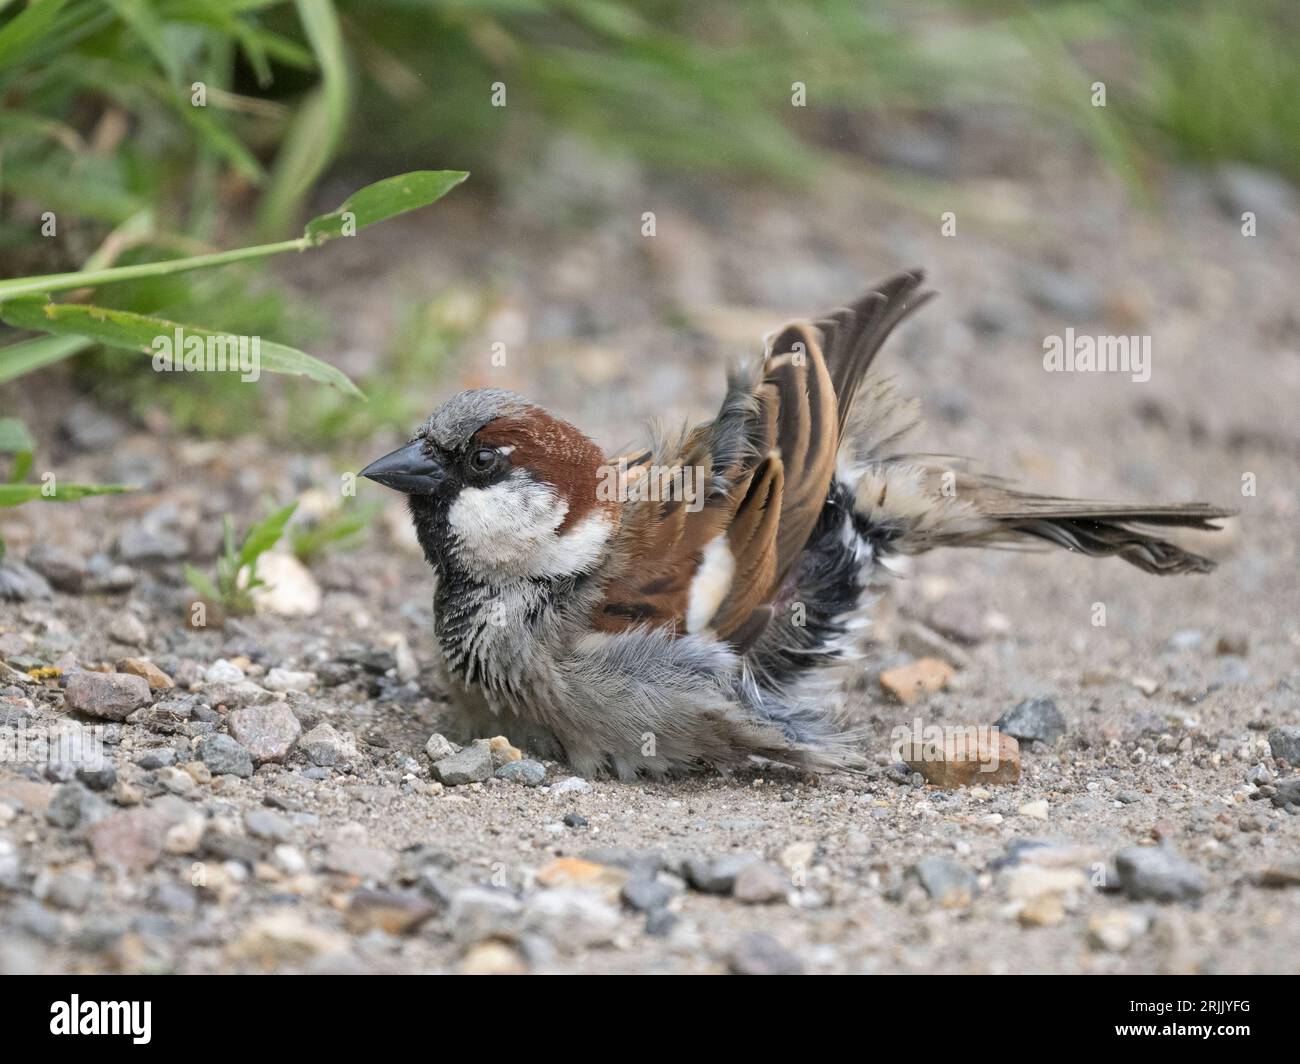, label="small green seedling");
[291,501,379,565]
[185,502,298,616]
